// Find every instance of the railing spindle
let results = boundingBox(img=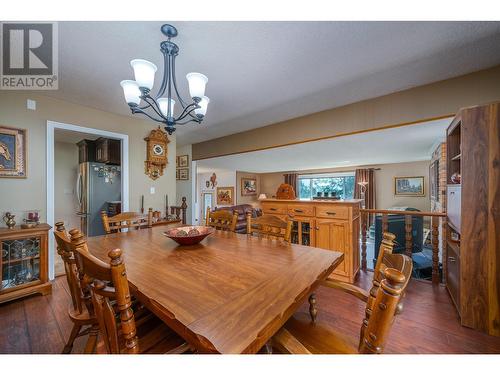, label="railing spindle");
[382,213,388,233]
[431,216,440,284]
[361,211,367,271]
[404,215,413,258]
